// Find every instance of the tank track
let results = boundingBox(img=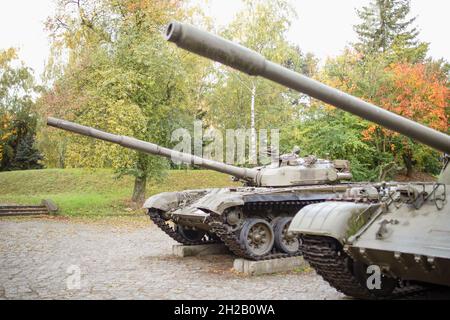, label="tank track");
[148,209,216,246]
[301,235,429,299]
